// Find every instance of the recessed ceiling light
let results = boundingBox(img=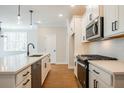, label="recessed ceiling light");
[70,5,75,7]
[59,14,63,17]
